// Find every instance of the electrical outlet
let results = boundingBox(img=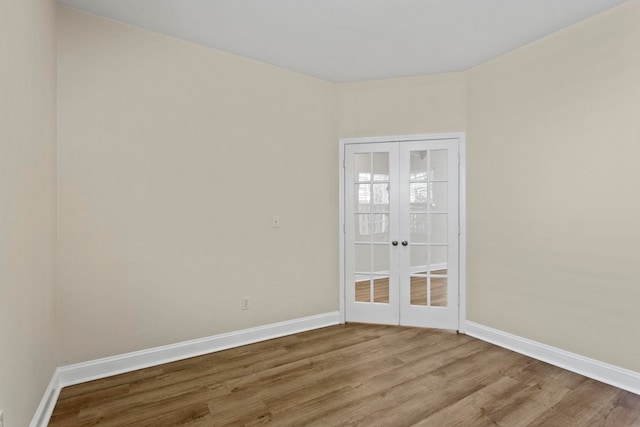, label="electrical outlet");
[272,215,280,228]
[241,296,250,310]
